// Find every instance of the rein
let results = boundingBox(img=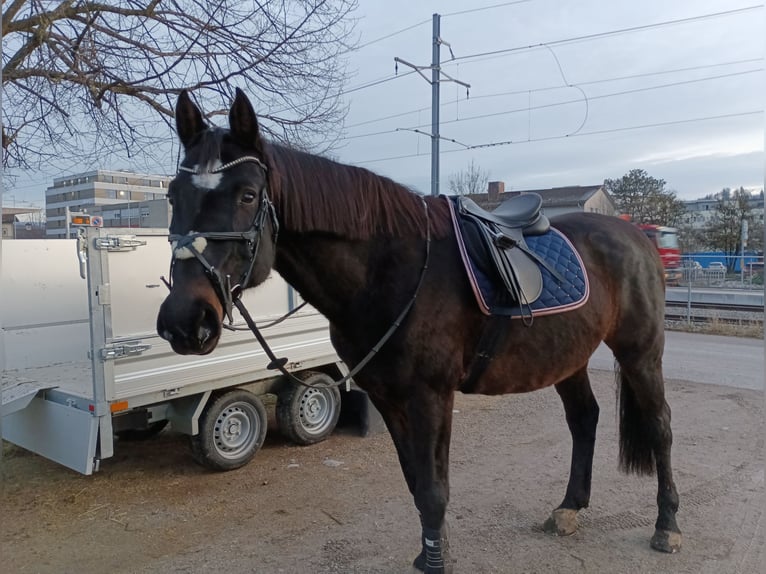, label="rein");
[166,156,432,390]
[234,200,431,389]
